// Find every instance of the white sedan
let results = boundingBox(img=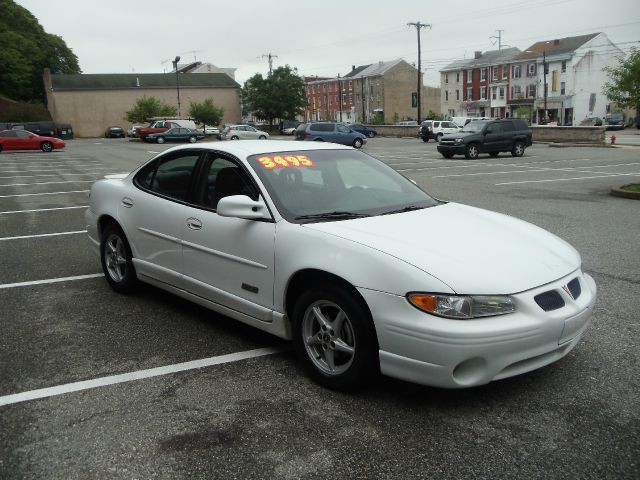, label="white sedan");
[86,141,596,390]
